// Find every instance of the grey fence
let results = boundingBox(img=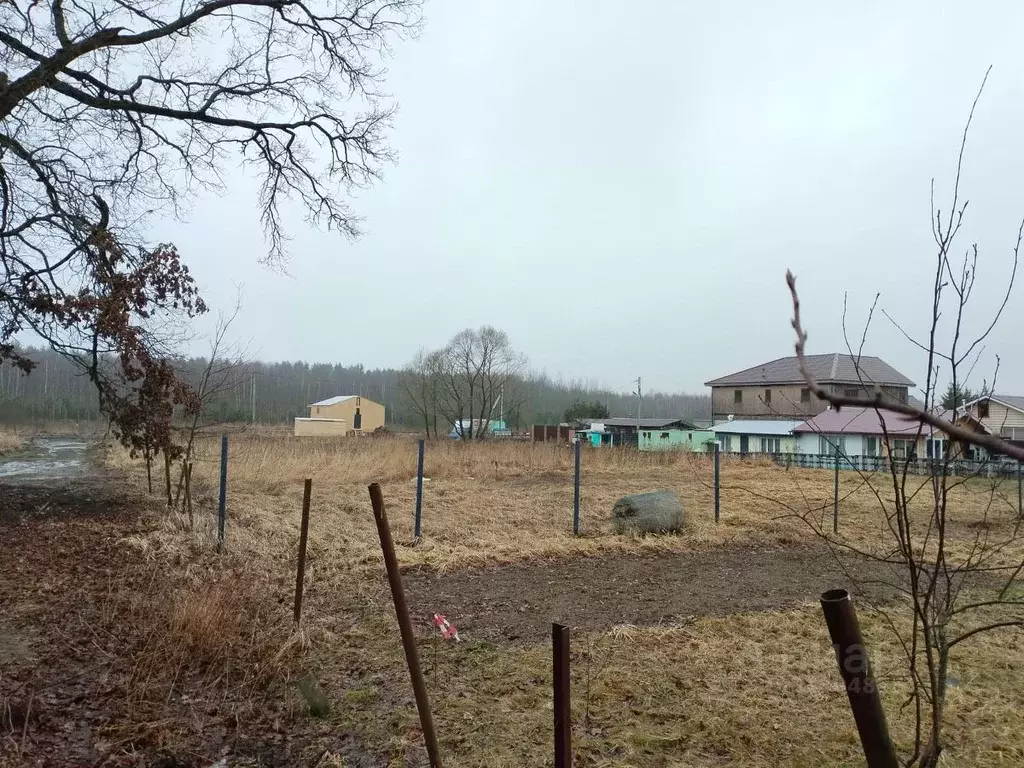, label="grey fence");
[750,451,1023,478]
